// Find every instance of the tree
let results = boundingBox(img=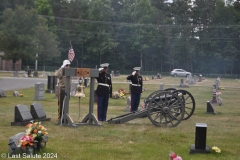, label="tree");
[0,6,60,70]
